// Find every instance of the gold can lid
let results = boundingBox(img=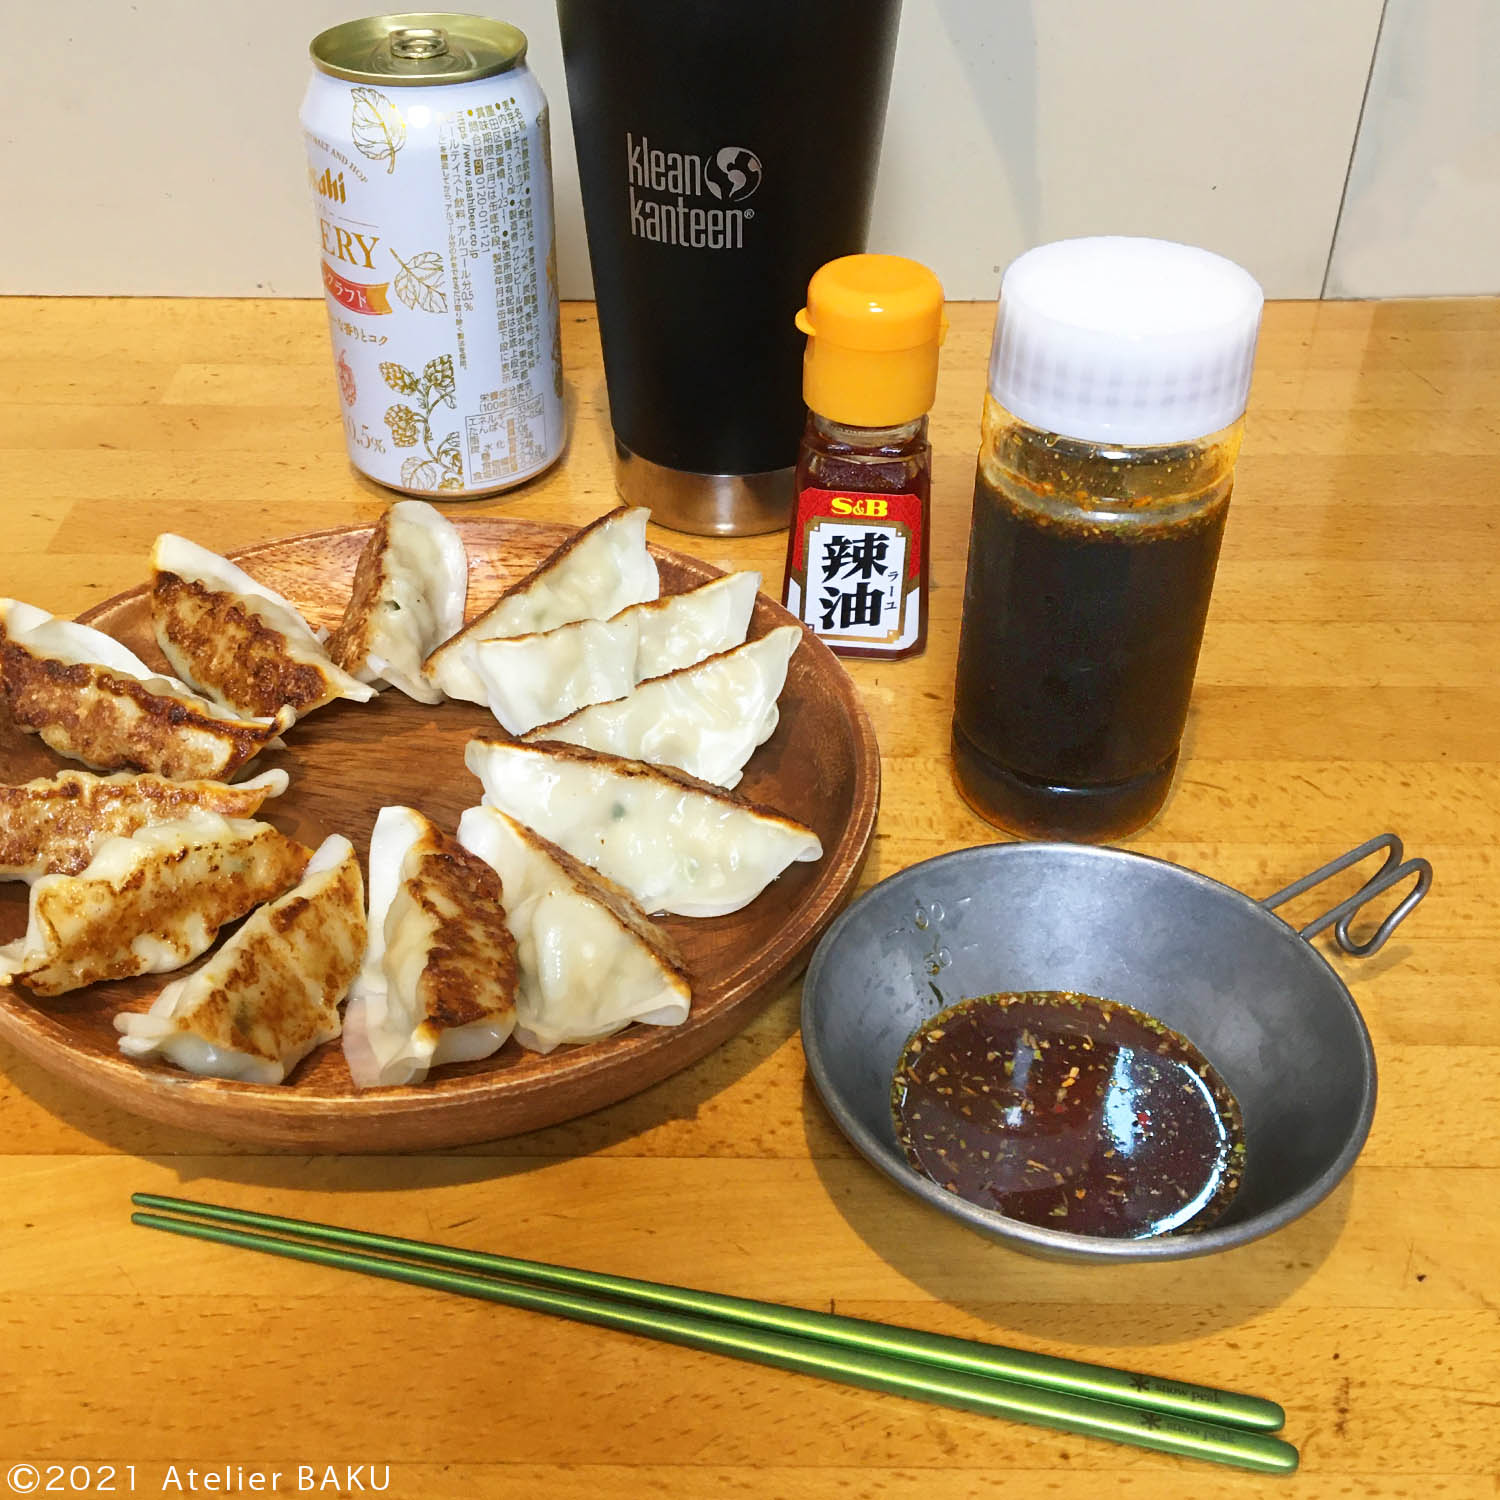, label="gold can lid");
[310,13,527,87]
